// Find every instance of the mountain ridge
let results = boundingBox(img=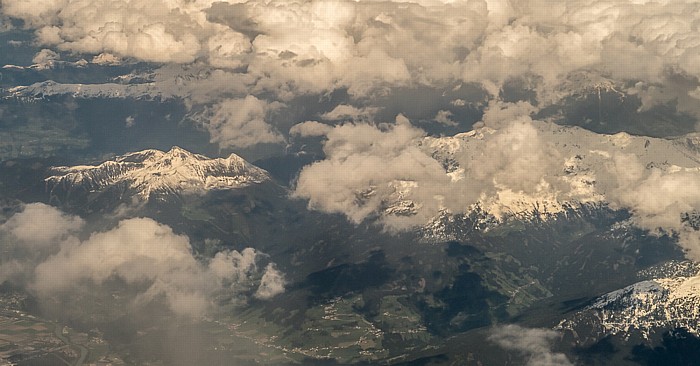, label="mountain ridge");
[557,261,700,344]
[412,123,700,242]
[45,146,271,201]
